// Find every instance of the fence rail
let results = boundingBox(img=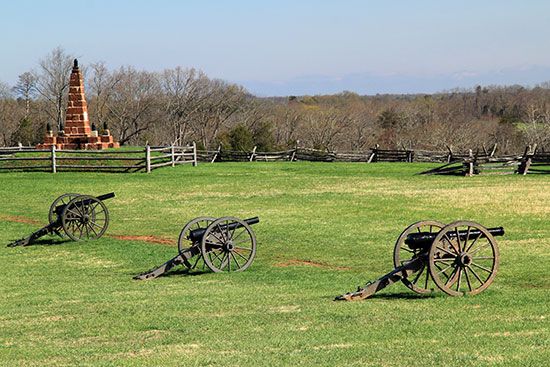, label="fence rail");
[2,142,547,176]
[196,144,502,164]
[419,144,549,176]
[0,143,197,173]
